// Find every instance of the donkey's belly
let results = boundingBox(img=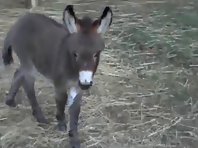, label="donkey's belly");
[31,58,54,79]
[30,64,51,80]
